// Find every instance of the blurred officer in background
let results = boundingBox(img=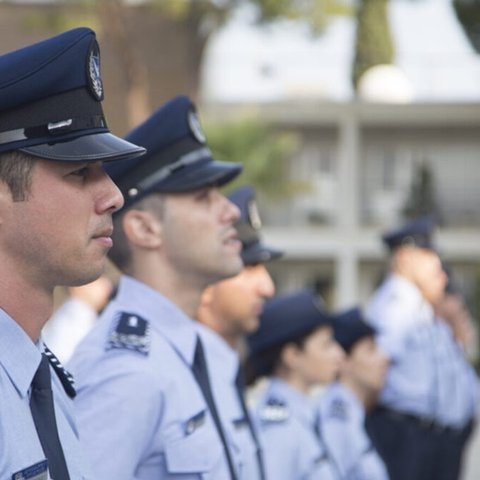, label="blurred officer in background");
[69,96,244,479]
[365,216,448,480]
[316,307,390,480]
[197,185,282,480]
[0,27,144,479]
[432,273,479,480]
[246,289,345,480]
